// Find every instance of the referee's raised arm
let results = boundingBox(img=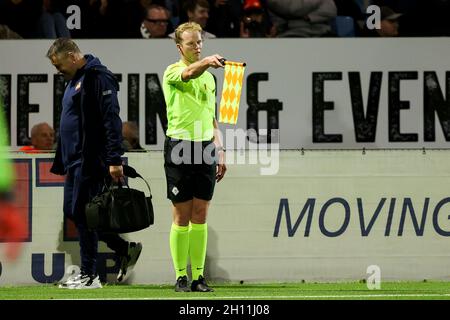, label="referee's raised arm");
[181,54,225,81]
